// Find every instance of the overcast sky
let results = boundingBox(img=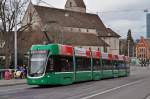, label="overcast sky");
[32,0,150,39]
